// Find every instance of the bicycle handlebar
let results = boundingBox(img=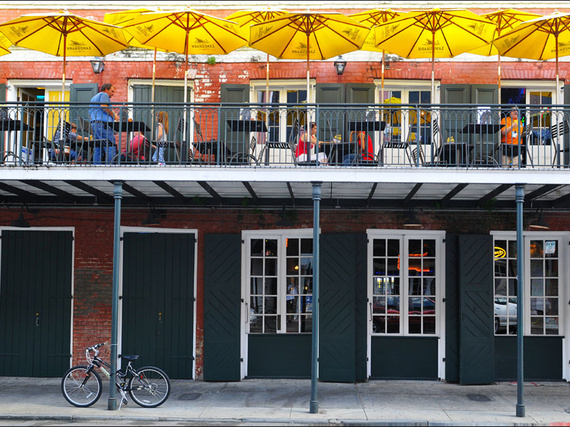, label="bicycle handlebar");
[85,342,106,362]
